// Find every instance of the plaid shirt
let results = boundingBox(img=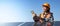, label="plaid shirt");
[33,12,54,26]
